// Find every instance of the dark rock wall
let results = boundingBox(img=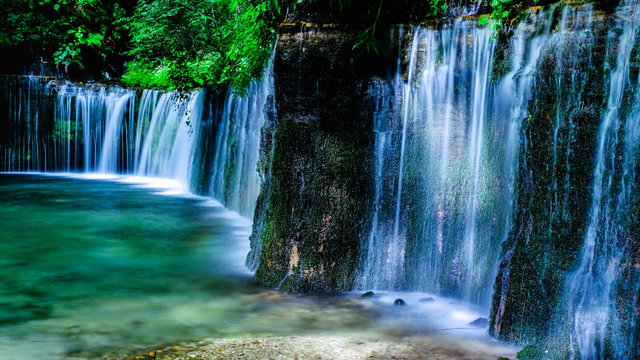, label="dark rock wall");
[251,26,377,291]
[489,9,640,358]
[489,15,610,345]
